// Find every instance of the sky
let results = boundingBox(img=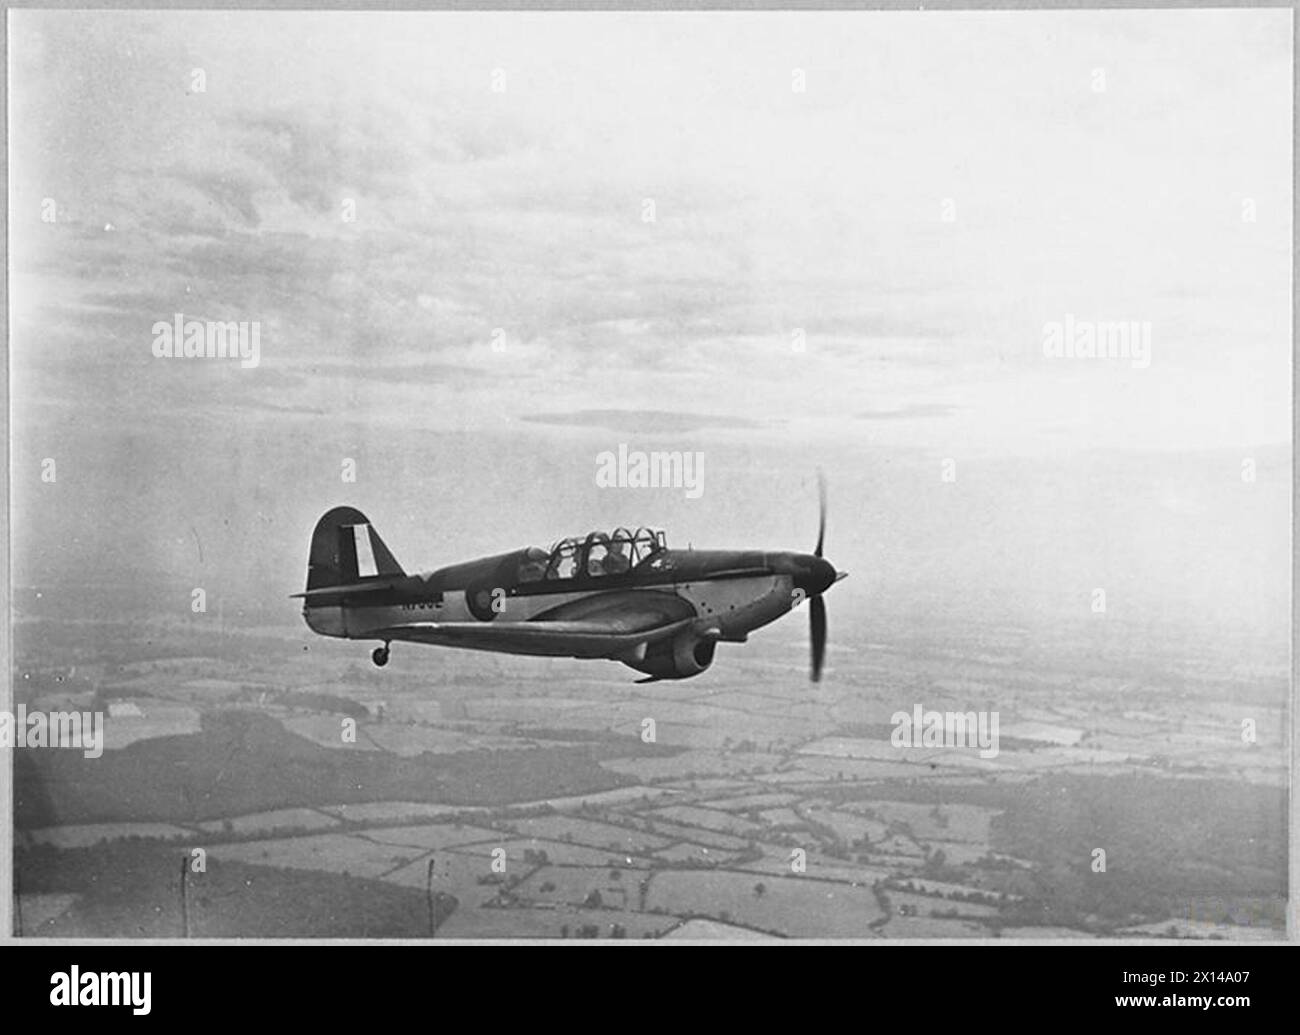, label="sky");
[8,9,1293,645]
